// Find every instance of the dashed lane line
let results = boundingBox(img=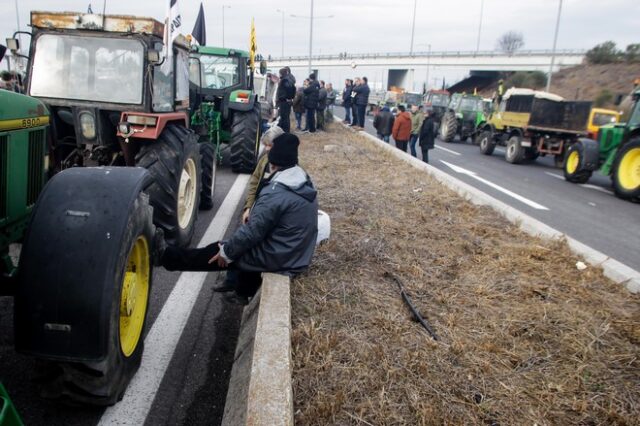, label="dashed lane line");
[98,173,251,426]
